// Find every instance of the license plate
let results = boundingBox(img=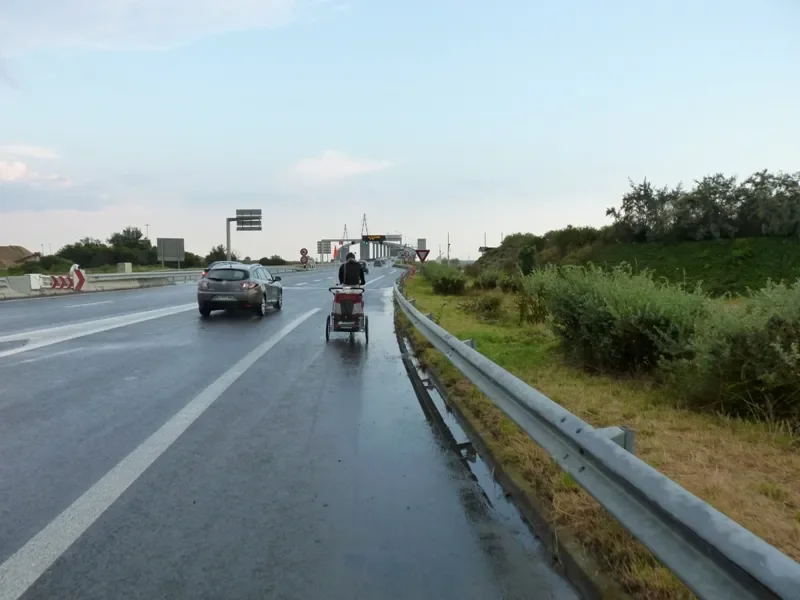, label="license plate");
[212,295,237,301]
